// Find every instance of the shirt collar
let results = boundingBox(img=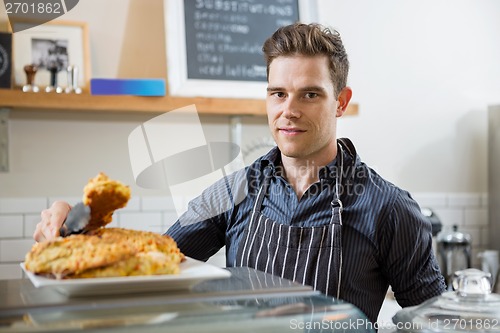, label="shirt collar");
[258,146,281,175]
[259,146,338,181]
